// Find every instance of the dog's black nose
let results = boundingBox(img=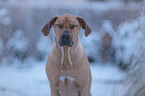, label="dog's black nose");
[61,33,70,41]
